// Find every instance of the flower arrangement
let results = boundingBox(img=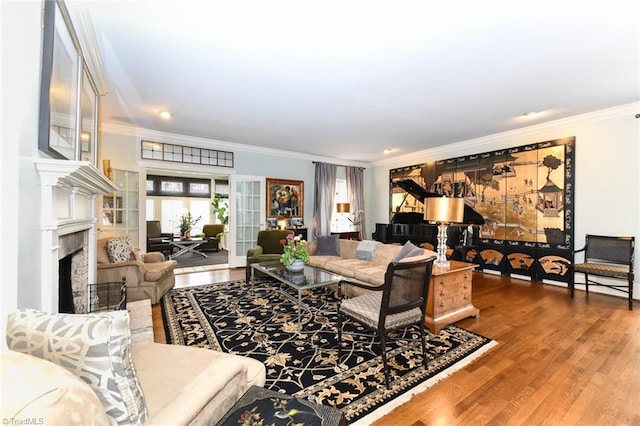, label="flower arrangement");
[179,211,201,234]
[347,210,365,227]
[280,234,310,266]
